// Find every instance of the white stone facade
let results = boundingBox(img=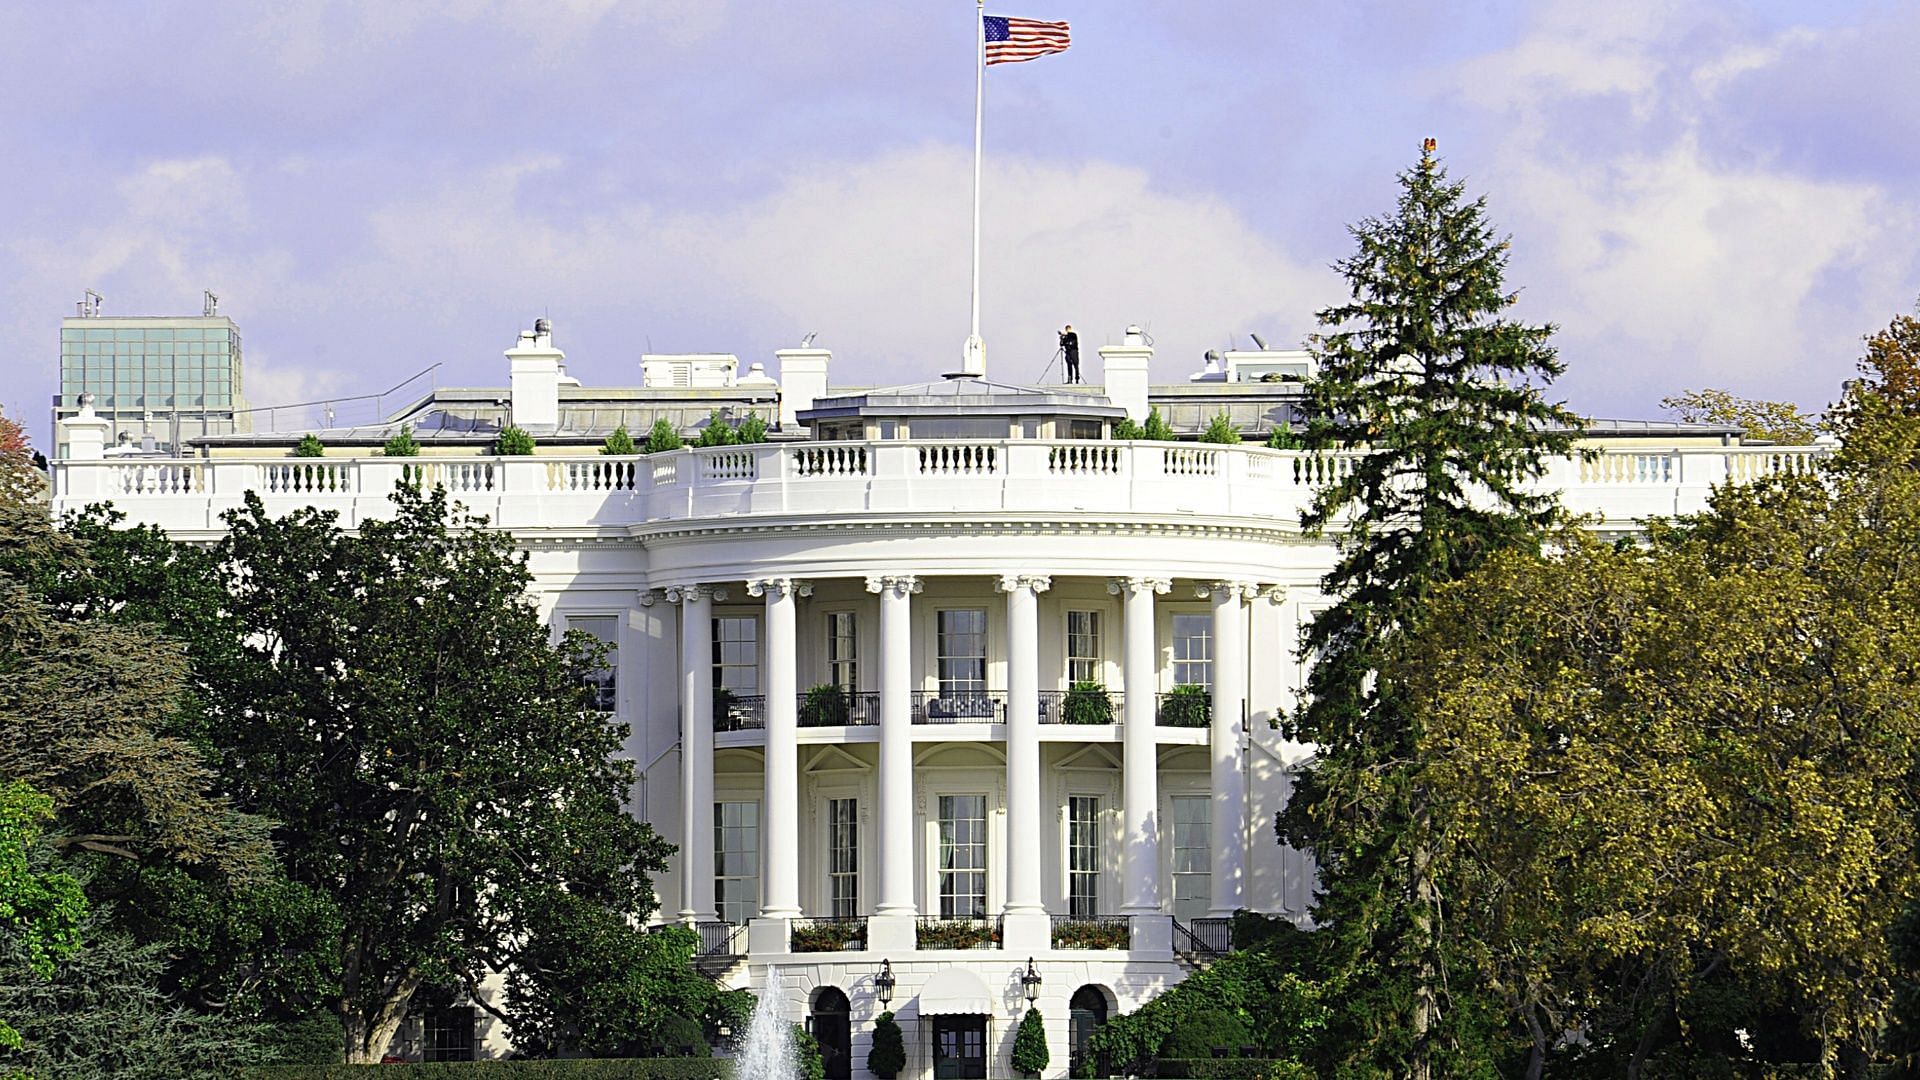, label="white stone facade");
[47,344,1827,1077]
